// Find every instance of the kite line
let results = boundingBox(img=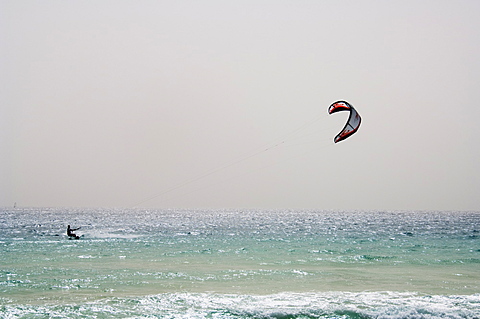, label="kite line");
[131,114,331,207]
